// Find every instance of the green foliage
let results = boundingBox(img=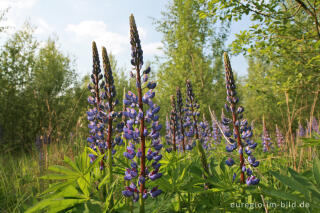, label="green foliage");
[201,0,320,132]
[154,0,228,124]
